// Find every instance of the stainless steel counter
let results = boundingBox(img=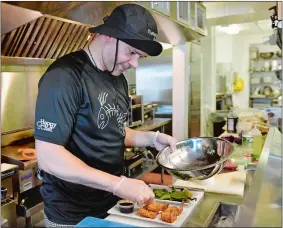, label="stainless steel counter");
[181,127,282,227]
[235,127,282,227]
